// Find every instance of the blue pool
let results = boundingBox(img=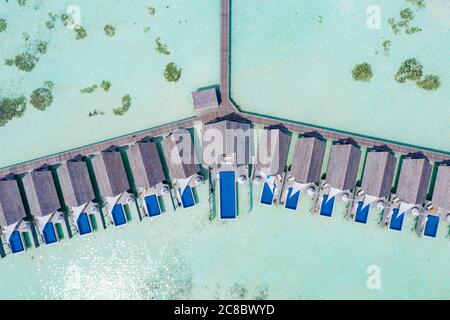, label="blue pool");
[424,215,439,238]
[389,208,405,231]
[219,171,237,219]
[9,231,24,254]
[77,212,92,236]
[180,186,196,209]
[112,204,127,227]
[285,188,300,211]
[145,195,161,217]
[260,183,275,206]
[42,222,58,245]
[320,194,335,217]
[354,201,370,224]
